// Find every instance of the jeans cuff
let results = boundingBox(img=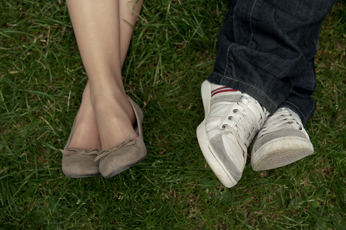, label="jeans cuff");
[207,72,278,115]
